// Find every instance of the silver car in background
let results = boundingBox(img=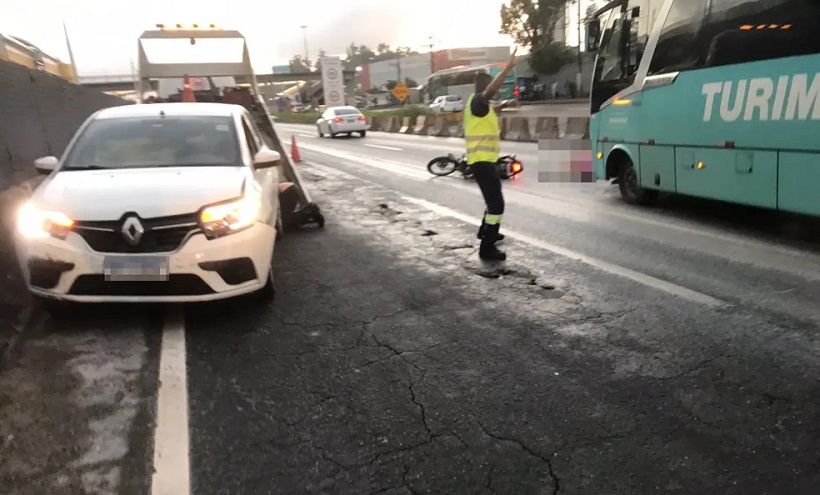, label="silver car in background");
[316,106,367,138]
